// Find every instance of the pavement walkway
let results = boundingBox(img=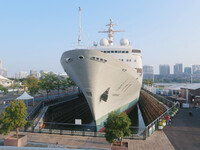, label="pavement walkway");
[164,107,200,150]
[0,130,175,150]
[124,131,175,150]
